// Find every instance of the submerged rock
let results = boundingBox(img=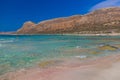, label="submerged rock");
[39,60,62,68]
[91,51,100,54]
[98,45,118,51]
